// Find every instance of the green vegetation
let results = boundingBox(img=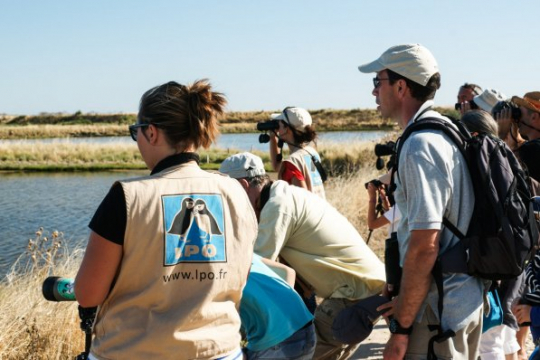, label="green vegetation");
[0,140,389,174]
